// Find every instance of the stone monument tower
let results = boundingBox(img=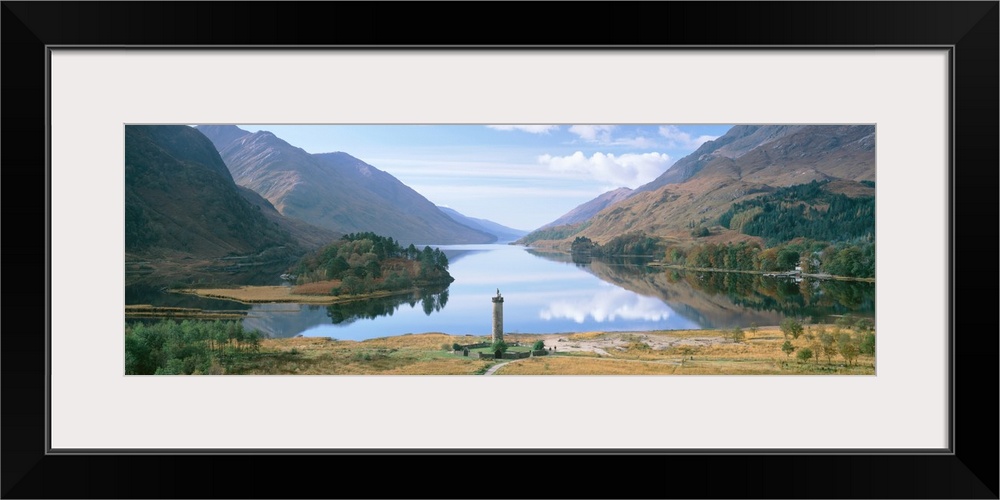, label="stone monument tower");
[491,288,504,343]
